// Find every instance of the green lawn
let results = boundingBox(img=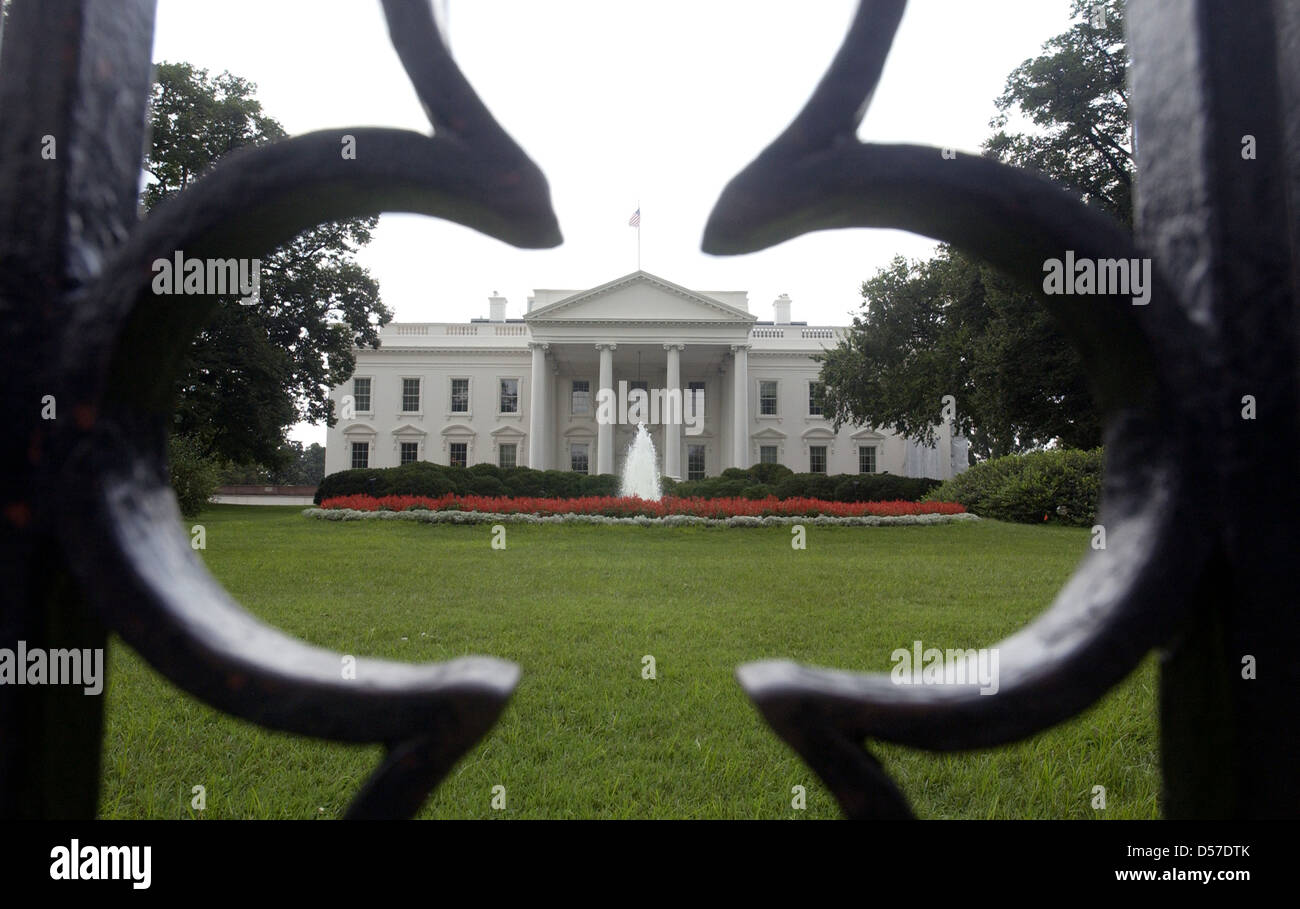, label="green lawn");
[98,505,1158,819]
